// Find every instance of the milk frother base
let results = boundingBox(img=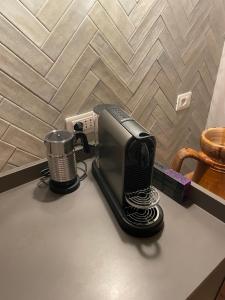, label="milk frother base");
[49,177,80,194]
[92,160,164,237]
